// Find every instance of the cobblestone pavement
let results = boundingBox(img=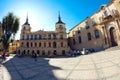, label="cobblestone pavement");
[0,50,120,80]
